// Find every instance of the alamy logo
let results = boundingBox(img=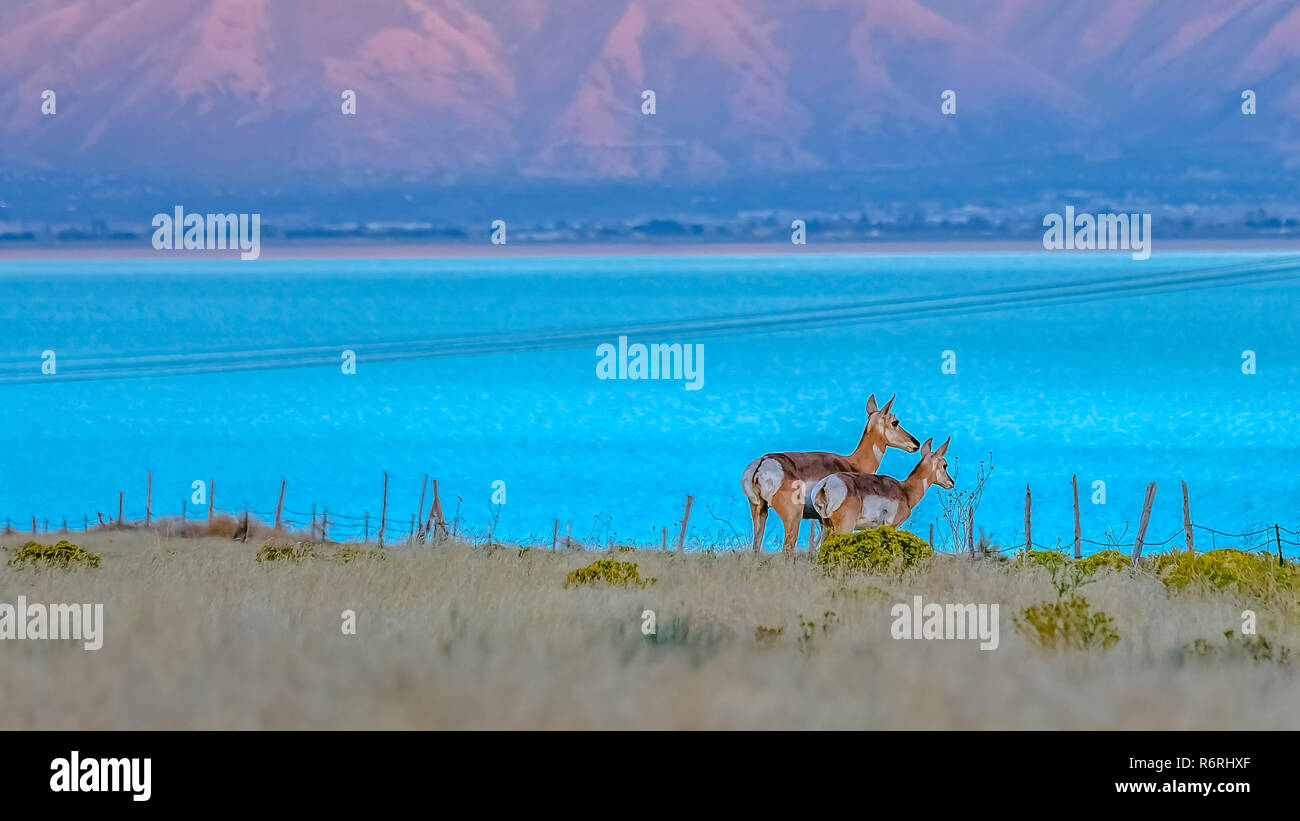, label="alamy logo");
[890,595,999,650]
[595,336,704,391]
[151,206,261,260]
[1042,205,1151,260]
[0,597,103,650]
[50,751,151,802]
